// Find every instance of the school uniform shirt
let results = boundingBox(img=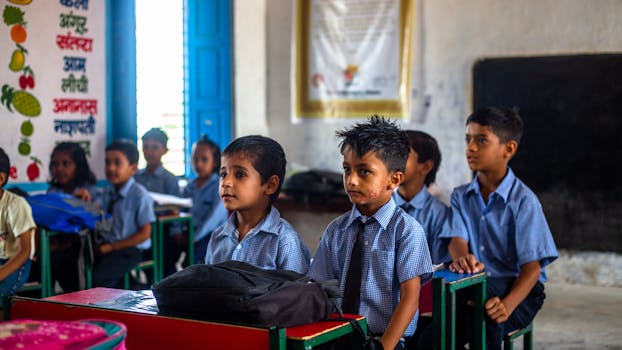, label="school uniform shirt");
[95,177,156,250]
[134,165,180,196]
[392,186,450,264]
[310,199,434,336]
[205,205,311,274]
[441,168,558,282]
[182,173,228,242]
[0,191,36,259]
